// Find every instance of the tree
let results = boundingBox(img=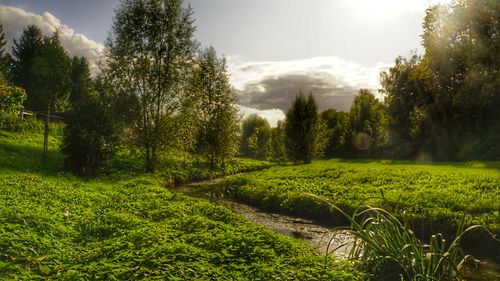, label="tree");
[0,23,9,81]
[349,89,388,156]
[320,109,352,157]
[190,47,240,168]
[380,0,500,160]
[240,114,271,159]
[69,56,93,104]
[11,25,45,111]
[285,92,326,164]
[31,33,71,161]
[420,0,500,160]
[269,120,287,162]
[106,0,198,172]
[61,94,121,177]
